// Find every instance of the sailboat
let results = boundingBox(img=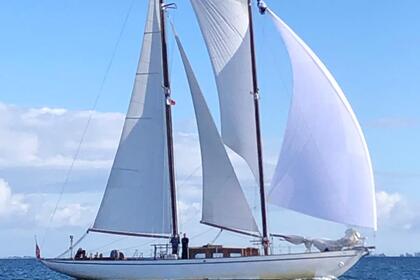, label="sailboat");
[41,0,377,279]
